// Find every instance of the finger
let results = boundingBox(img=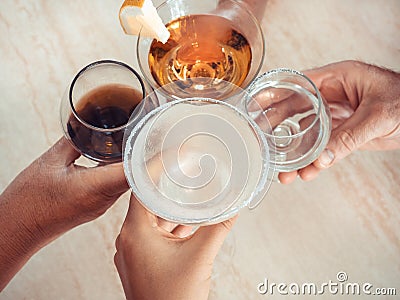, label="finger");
[332,118,346,130]
[250,88,295,112]
[113,252,121,274]
[328,101,354,128]
[298,165,321,181]
[157,217,178,232]
[251,89,314,130]
[303,61,362,109]
[115,234,121,251]
[278,171,297,184]
[113,251,119,265]
[81,162,129,197]
[43,137,81,166]
[188,216,237,258]
[172,225,194,238]
[303,62,346,90]
[314,107,379,169]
